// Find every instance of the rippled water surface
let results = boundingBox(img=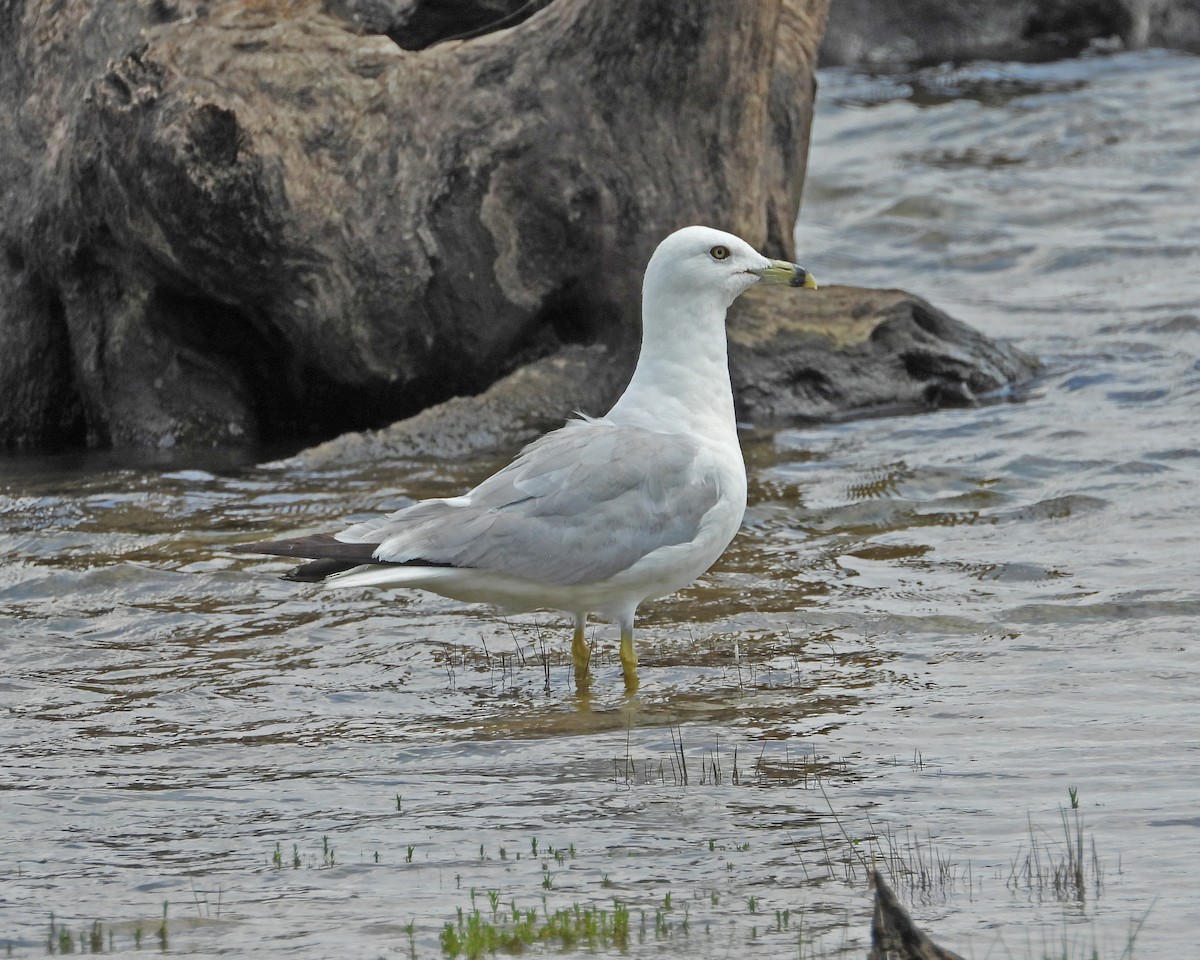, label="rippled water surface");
[4,50,1200,958]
